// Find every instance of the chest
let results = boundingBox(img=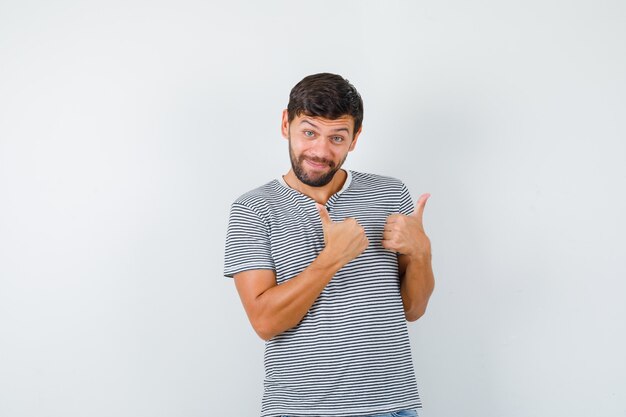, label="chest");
[266,196,400,283]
